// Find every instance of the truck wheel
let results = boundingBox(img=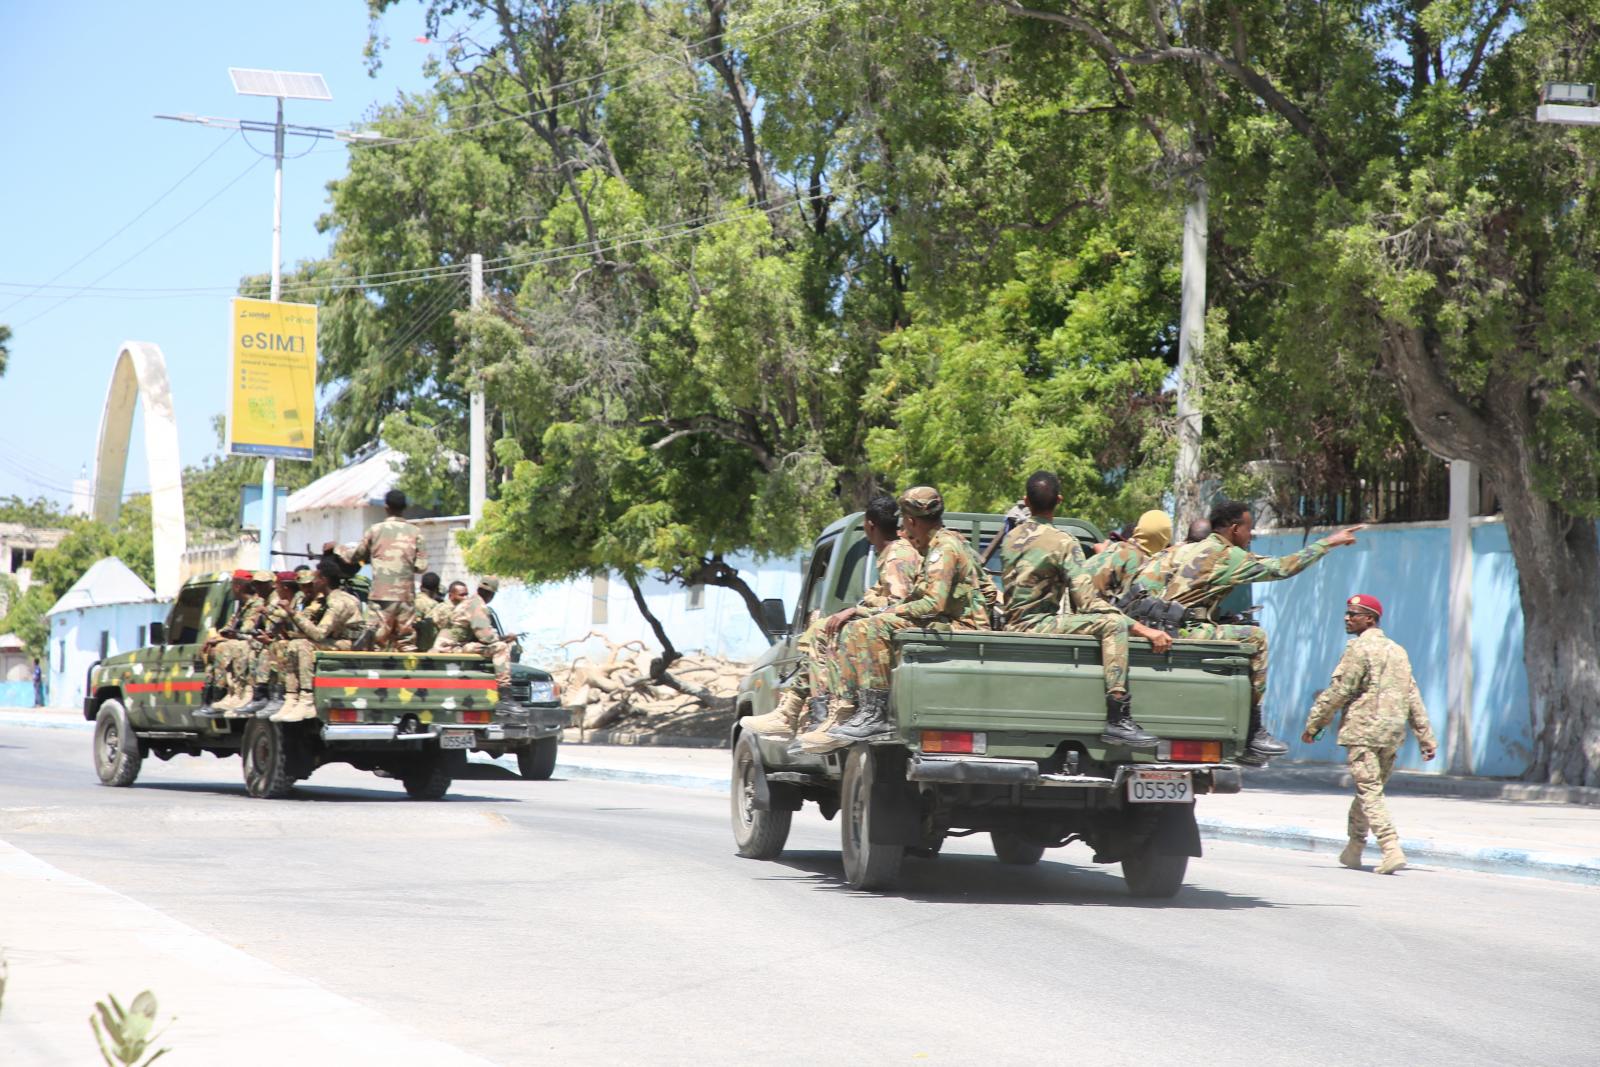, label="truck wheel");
[990,831,1046,866]
[92,701,142,787]
[840,746,904,891]
[1122,847,1189,898]
[516,737,558,781]
[241,720,295,799]
[731,732,791,860]
[402,757,452,800]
